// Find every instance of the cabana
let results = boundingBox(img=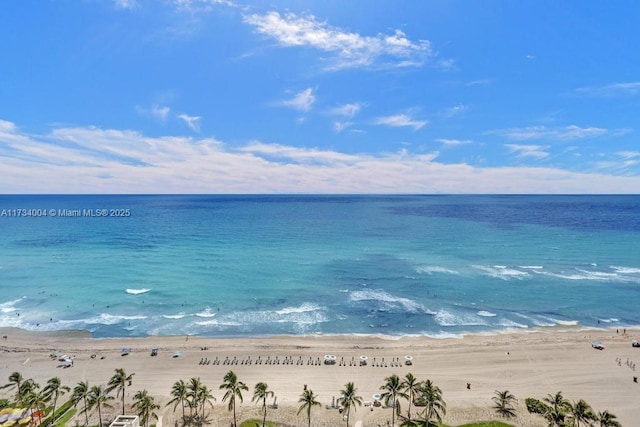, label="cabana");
[121,348,131,356]
[591,340,605,350]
